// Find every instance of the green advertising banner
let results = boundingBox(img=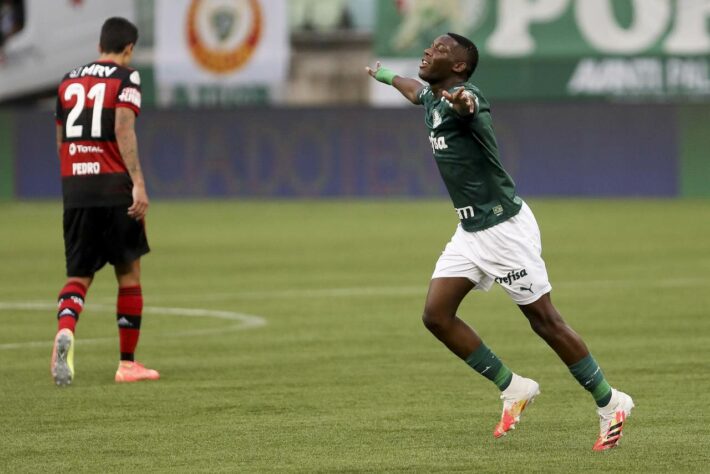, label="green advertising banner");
[373,0,710,101]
